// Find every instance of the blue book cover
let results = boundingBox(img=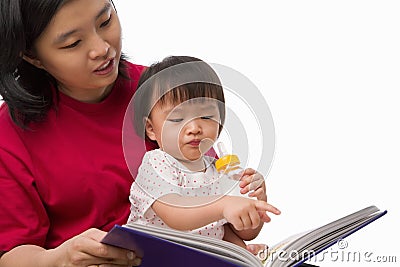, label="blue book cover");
[101,206,386,267]
[101,225,242,267]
